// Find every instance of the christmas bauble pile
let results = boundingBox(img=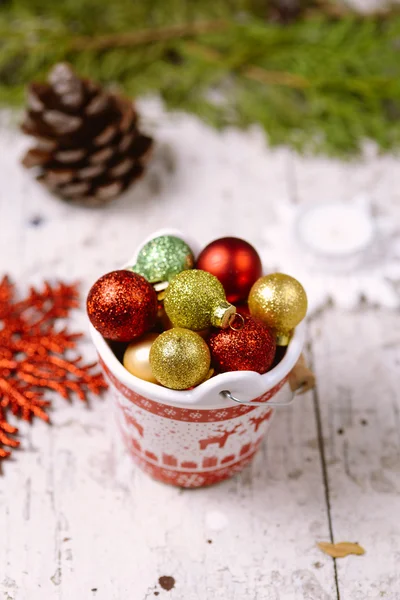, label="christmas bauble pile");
[87,234,307,390]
